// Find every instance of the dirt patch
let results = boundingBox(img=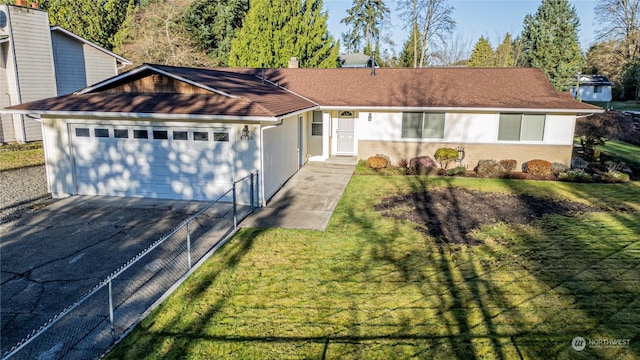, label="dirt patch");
[374,188,601,245]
